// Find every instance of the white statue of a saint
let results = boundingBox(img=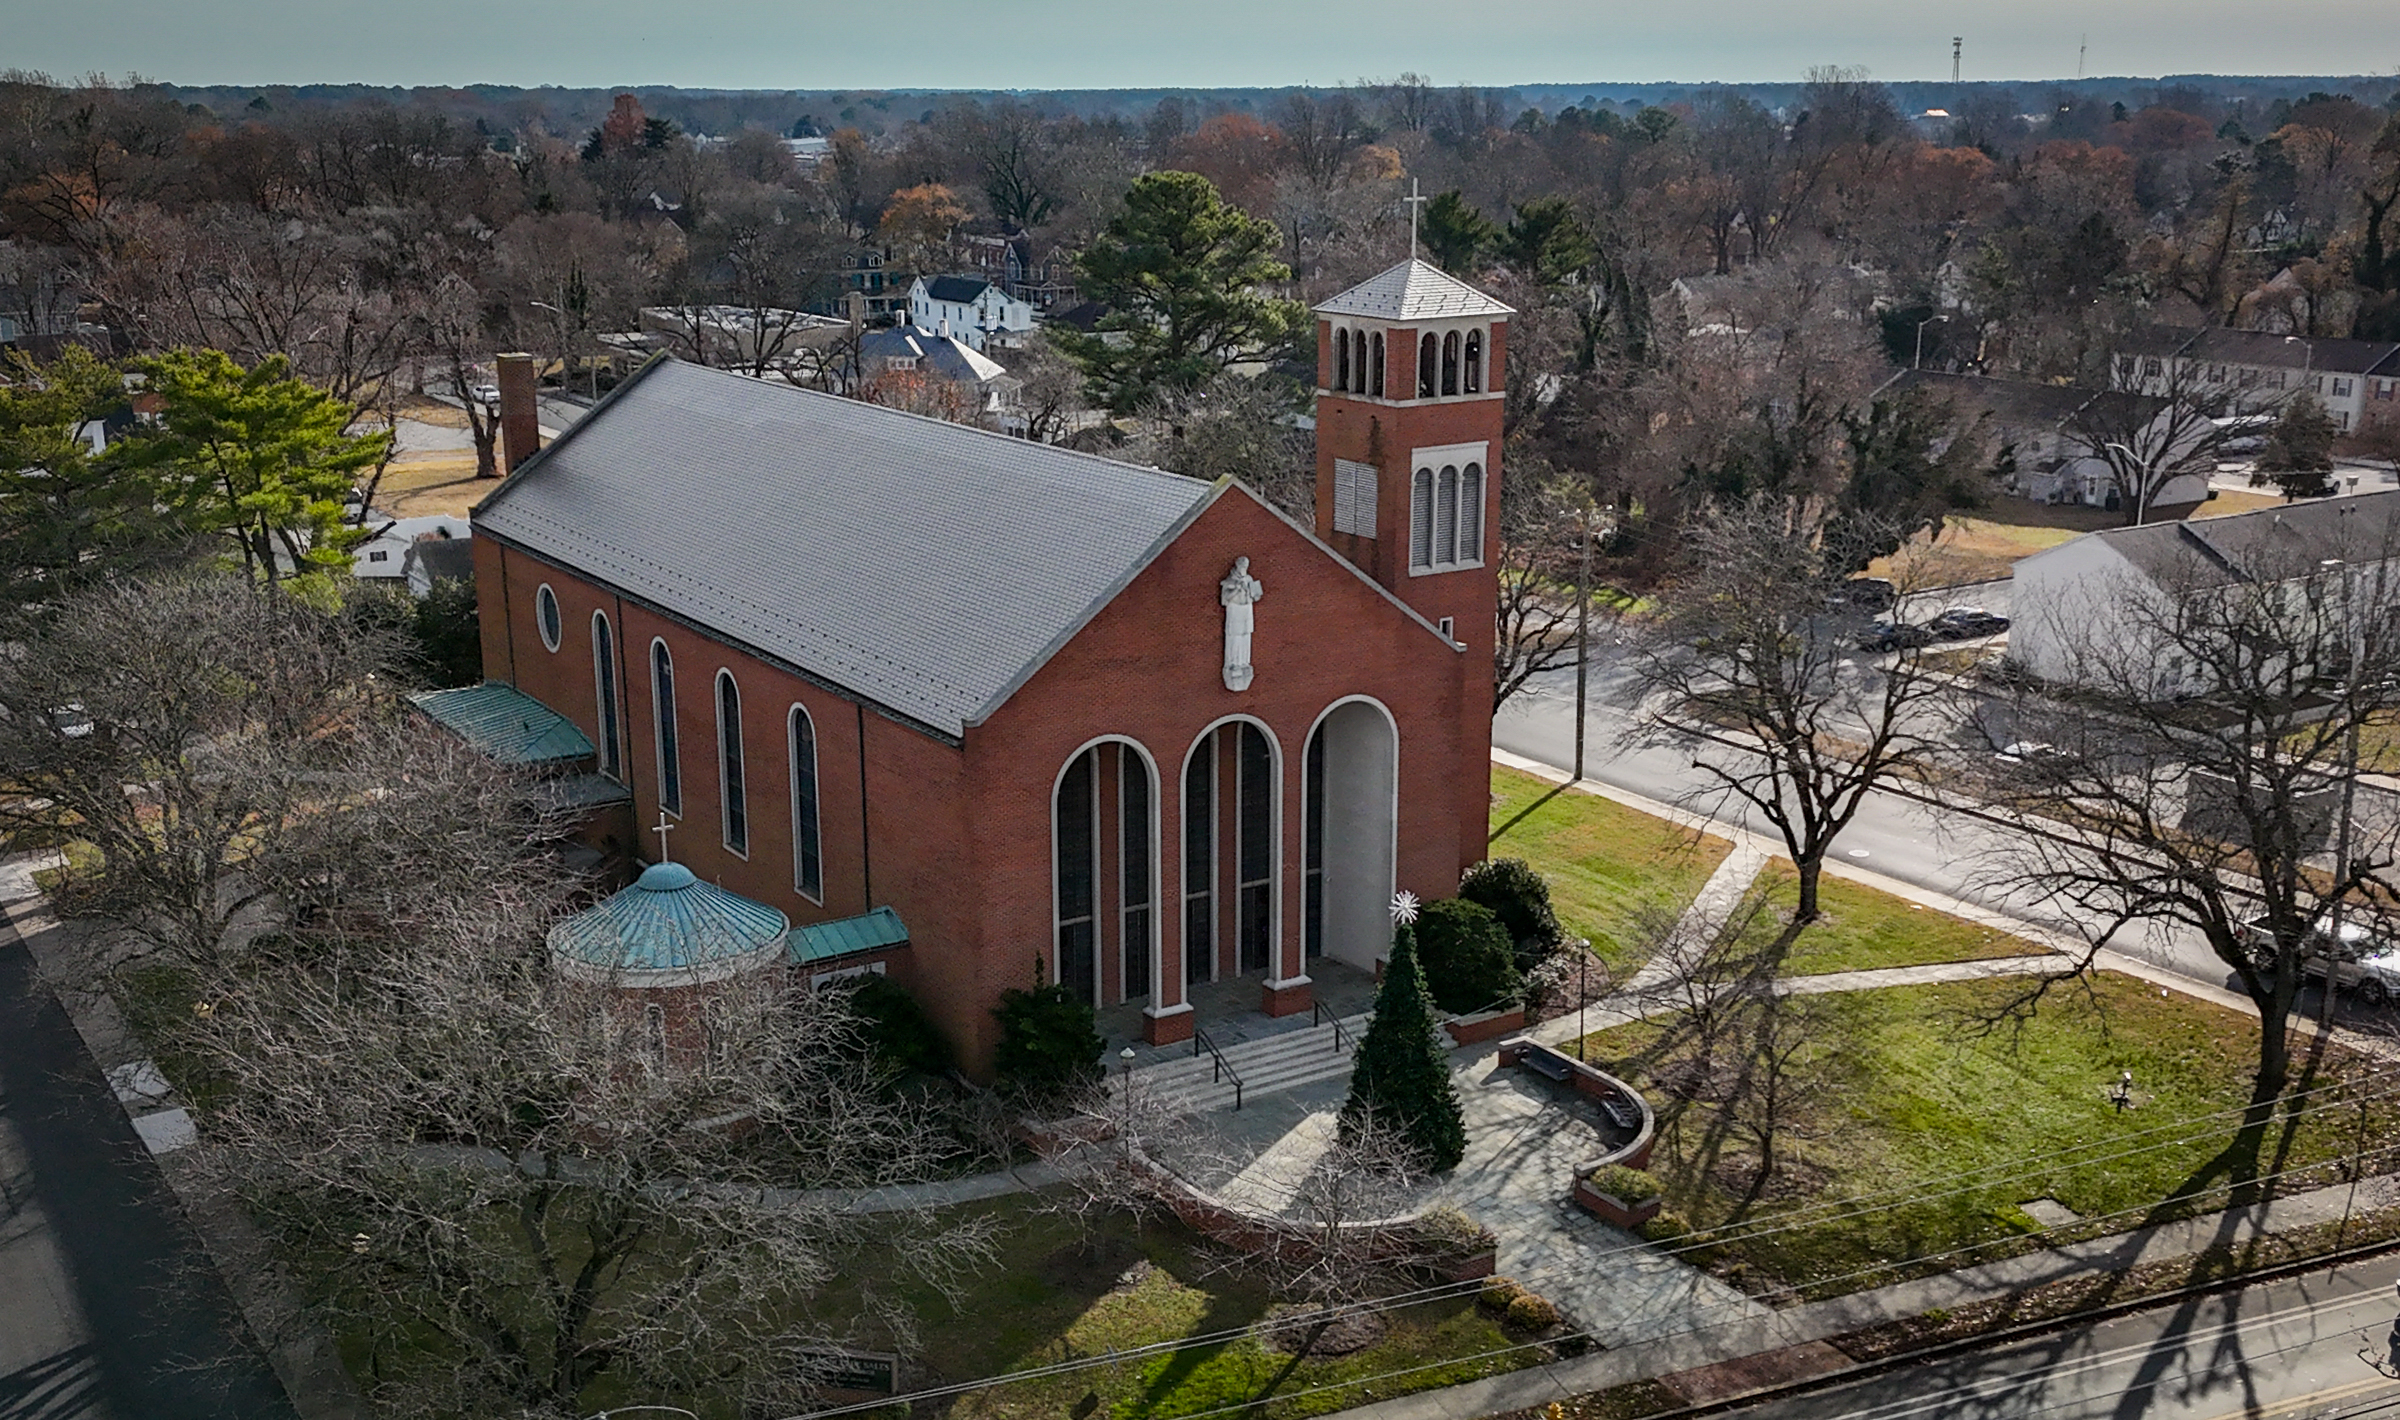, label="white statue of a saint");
[1220,557,1264,692]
